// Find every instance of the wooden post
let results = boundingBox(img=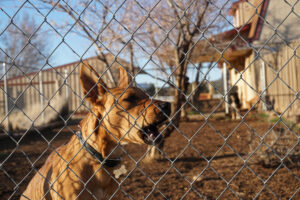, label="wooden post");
[155,67,158,97]
[261,61,267,111]
[223,62,229,115]
[64,69,69,100]
[64,69,70,117]
[3,63,10,133]
[39,71,45,122]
